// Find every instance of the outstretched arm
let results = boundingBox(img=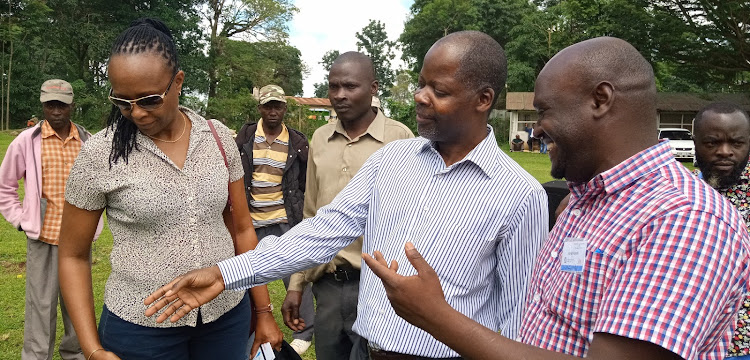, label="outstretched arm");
[363,243,683,360]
